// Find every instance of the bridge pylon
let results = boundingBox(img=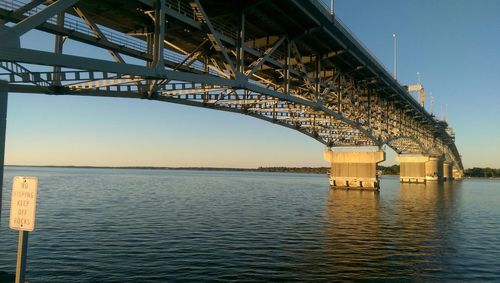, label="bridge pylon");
[443,161,453,181]
[453,167,464,180]
[324,147,385,190]
[397,154,444,183]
